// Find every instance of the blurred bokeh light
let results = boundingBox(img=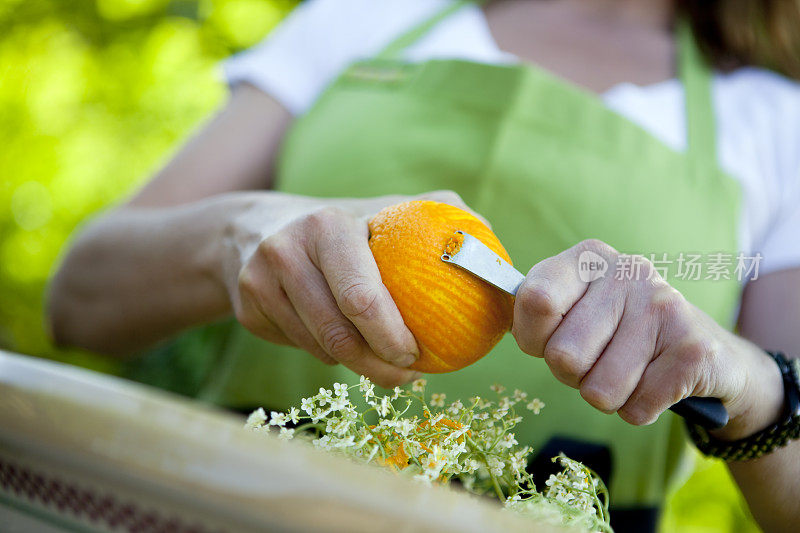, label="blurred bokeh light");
[0,0,295,370]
